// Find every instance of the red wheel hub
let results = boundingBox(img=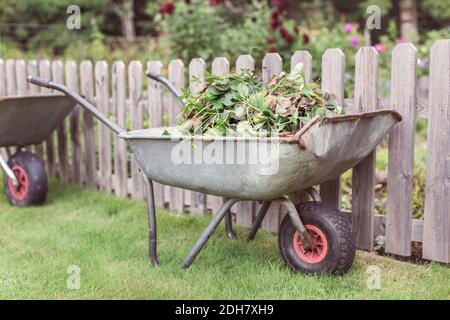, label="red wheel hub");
[7,165,29,201]
[293,224,329,264]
